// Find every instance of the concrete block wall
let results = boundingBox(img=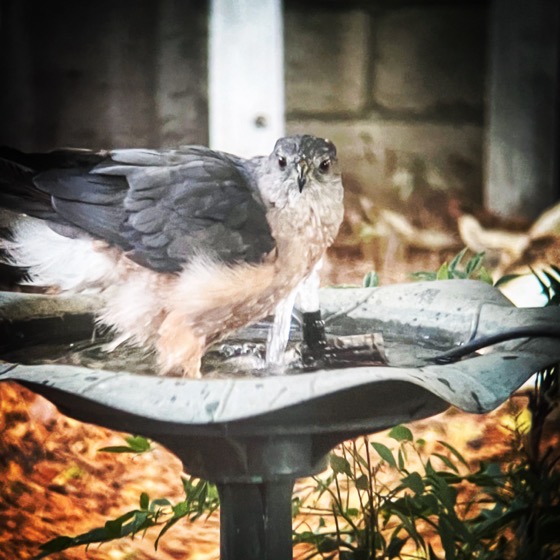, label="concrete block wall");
[285,2,488,205]
[0,0,488,205]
